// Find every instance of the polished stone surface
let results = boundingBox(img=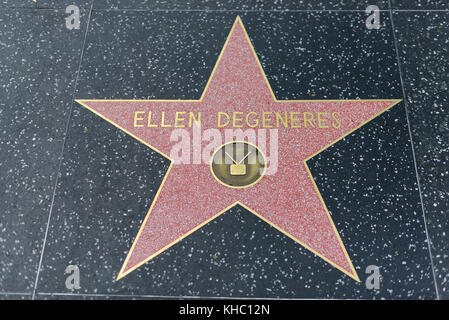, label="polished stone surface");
[0,1,93,8]
[391,0,449,9]
[0,8,87,293]
[92,0,388,10]
[35,11,434,299]
[0,293,31,300]
[0,2,447,300]
[0,0,33,8]
[393,10,449,298]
